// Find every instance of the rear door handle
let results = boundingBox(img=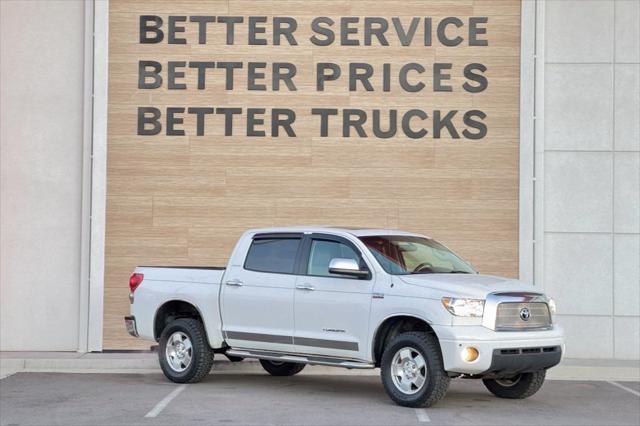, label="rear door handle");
[225,279,244,287]
[296,284,315,291]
